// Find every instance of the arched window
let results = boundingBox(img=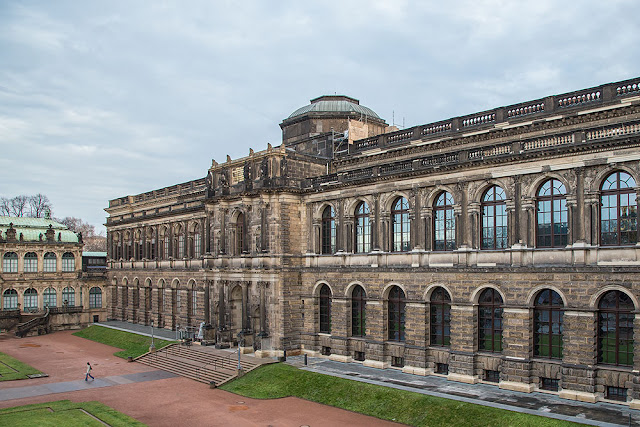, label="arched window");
[430,287,451,347]
[176,226,185,258]
[43,287,57,307]
[89,287,103,308]
[62,252,75,272]
[391,197,410,252]
[3,252,18,273]
[388,286,406,341]
[191,286,197,315]
[44,252,57,272]
[321,206,336,254]
[24,288,38,312]
[24,252,38,272]
[354,202,371,253]
[434,192,455,251]
[135,230,143,260]
[193,224,201,257]
[162,228,169,260]
[235,213,245,255]
[3,289,18,310]
[533,289,564,359]
[536,179,568,247]
[319,284,331,333]
[159,281,166,313]
[601,171,638,246]
[351,285,366,337]
[482,186,507,249]
[478,289,503,353]
[598,290,634,366]
[62,286,75,307]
